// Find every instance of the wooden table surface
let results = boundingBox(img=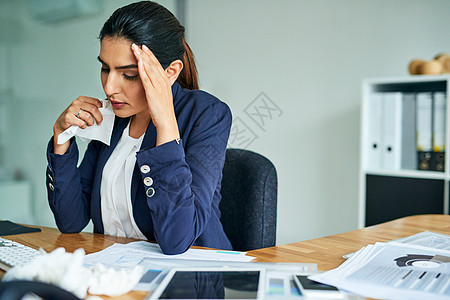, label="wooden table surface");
[249,214,450,270]
[1,214,449,299]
